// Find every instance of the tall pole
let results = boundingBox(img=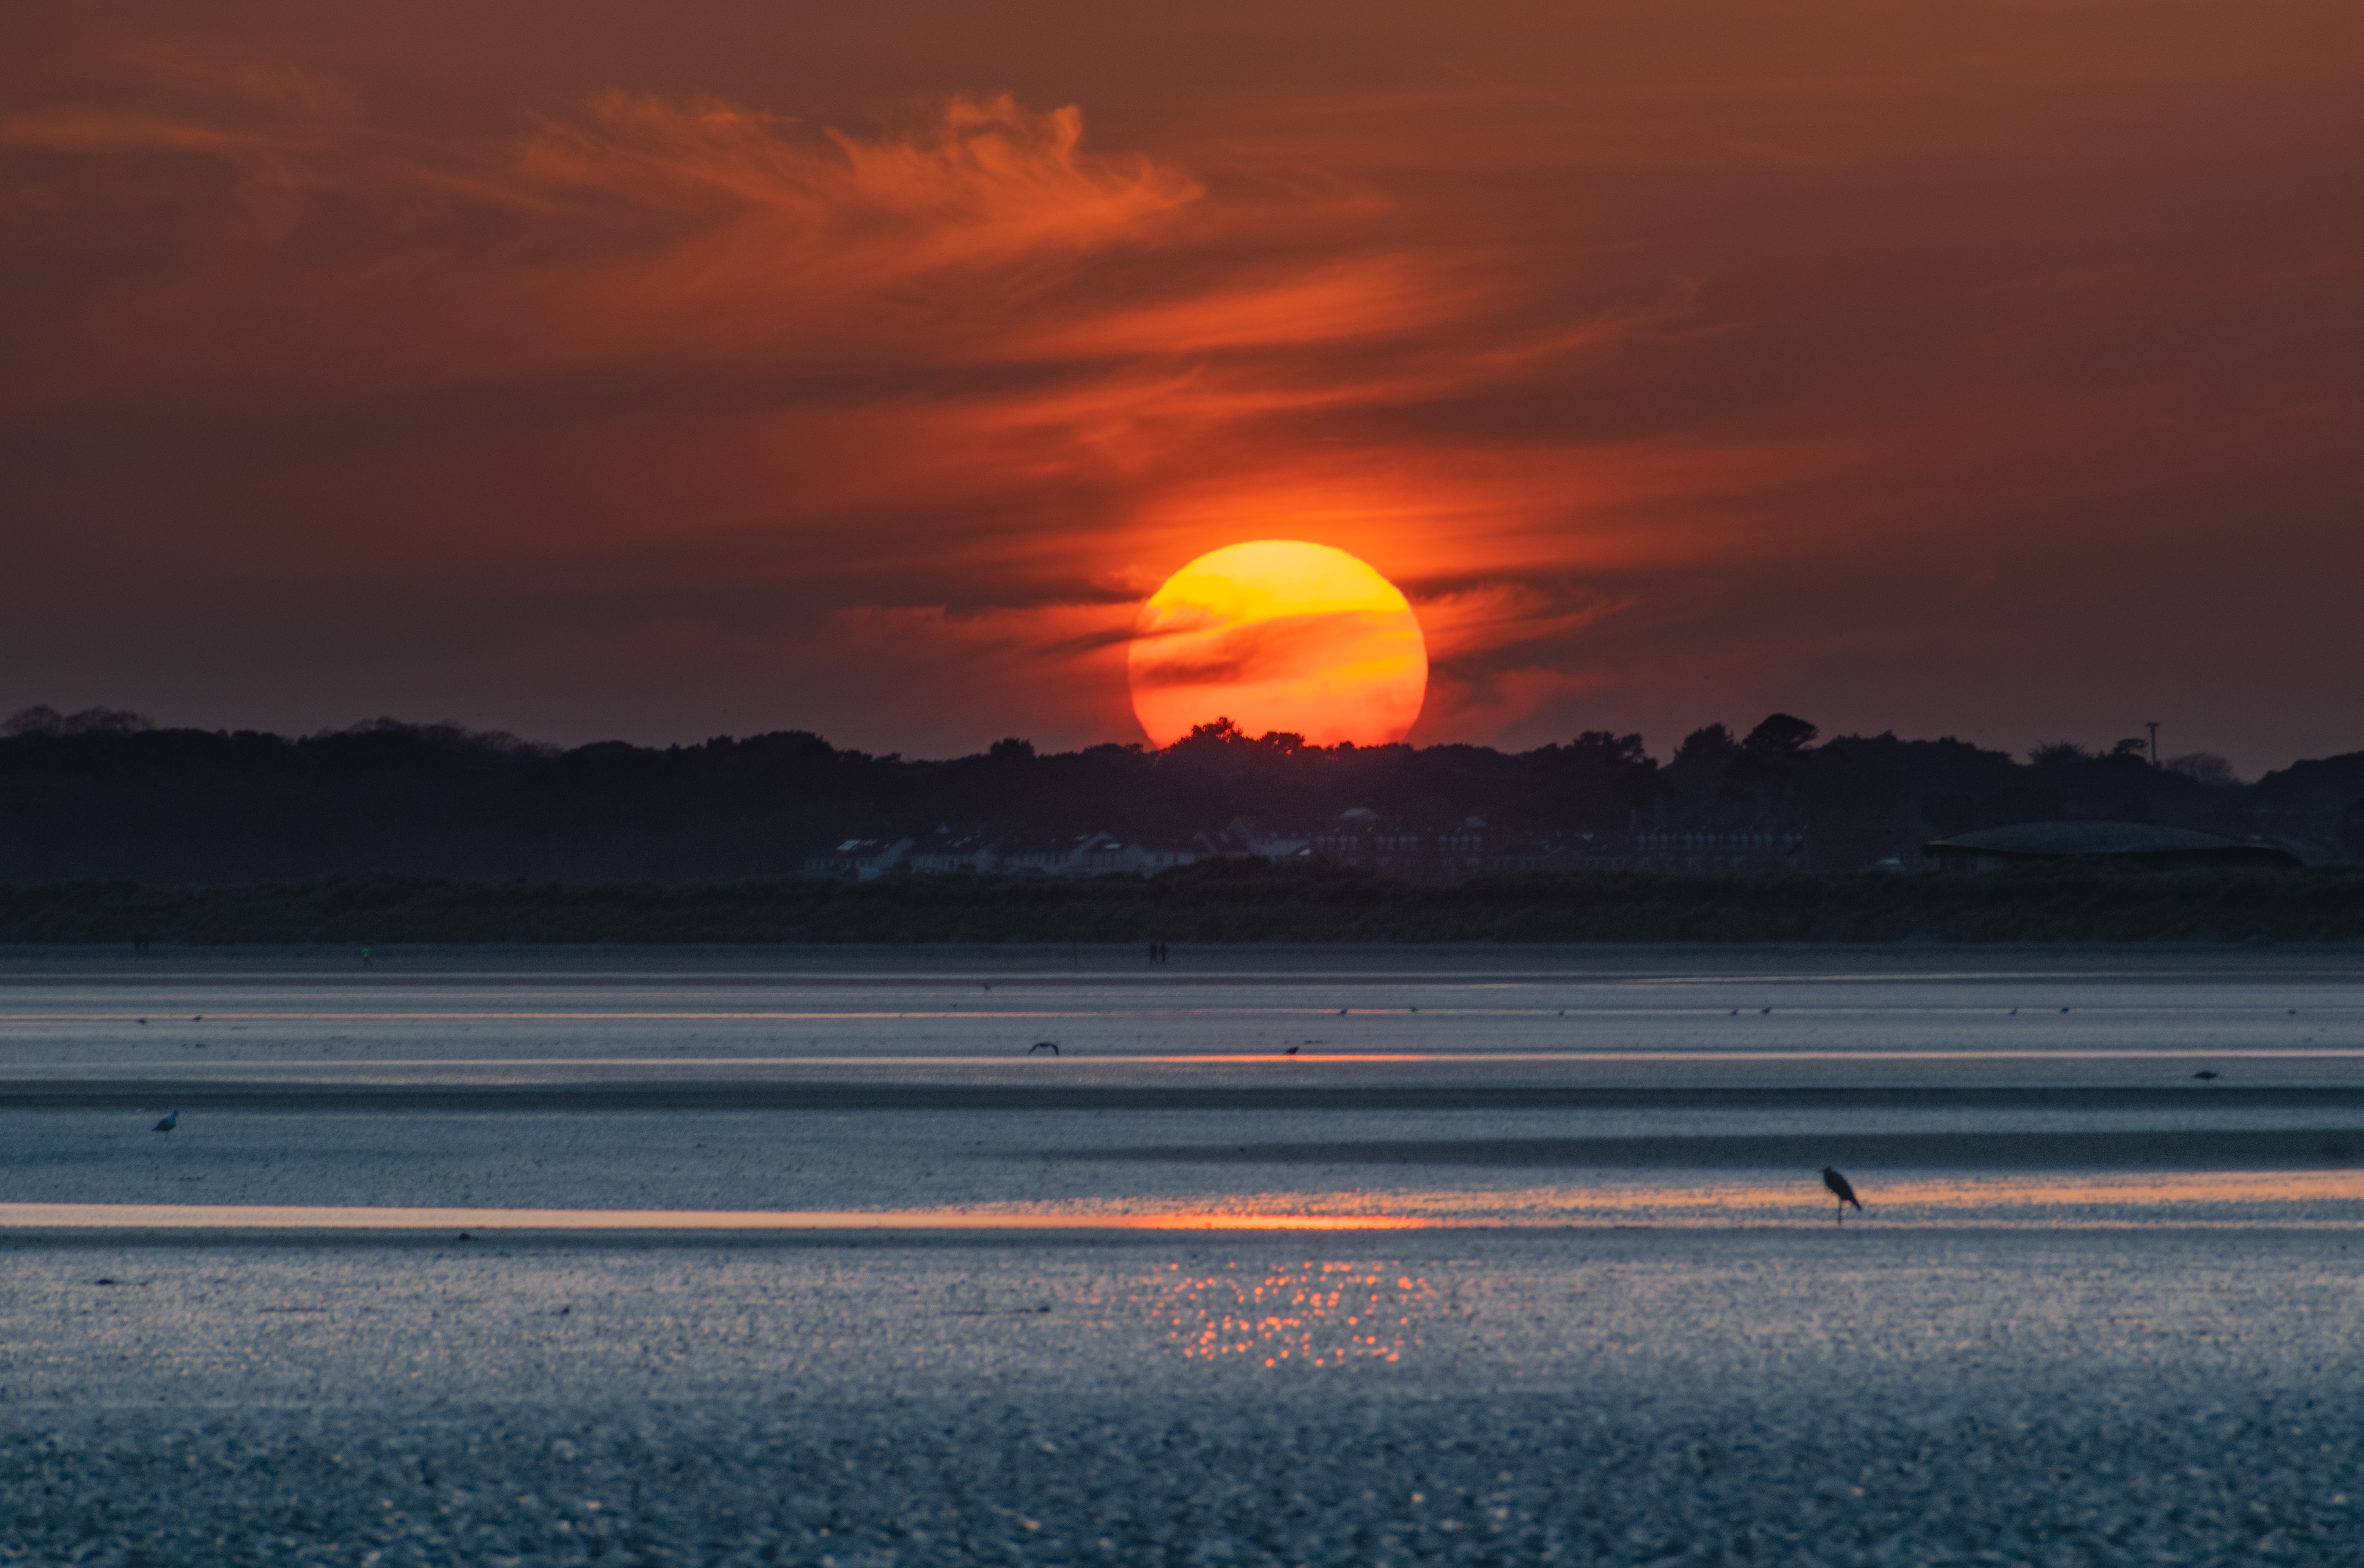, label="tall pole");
[2146,721,2159,768]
